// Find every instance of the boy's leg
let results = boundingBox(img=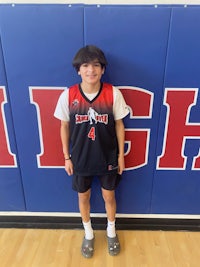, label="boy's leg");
[101,188,120,256]
[101,188,116,236]
[78,189,94,240]
[78,189,94,258]
[100,173,121,226]
[101,189,116,221]
[73,175,94,239]
[78,189,91,223]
